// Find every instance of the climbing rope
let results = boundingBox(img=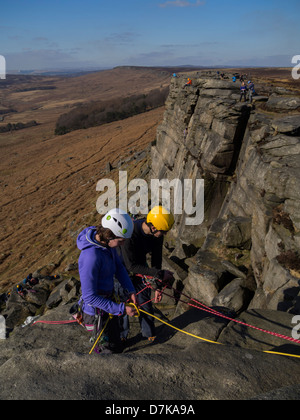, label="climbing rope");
[126,303,300,359]
[31,277,300,359]
[137,275,300,346]
[126,302,221,346]
[31,302,300,359]
[32,319,77,325]
[166,288,300,345]
[89,315,112,355]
